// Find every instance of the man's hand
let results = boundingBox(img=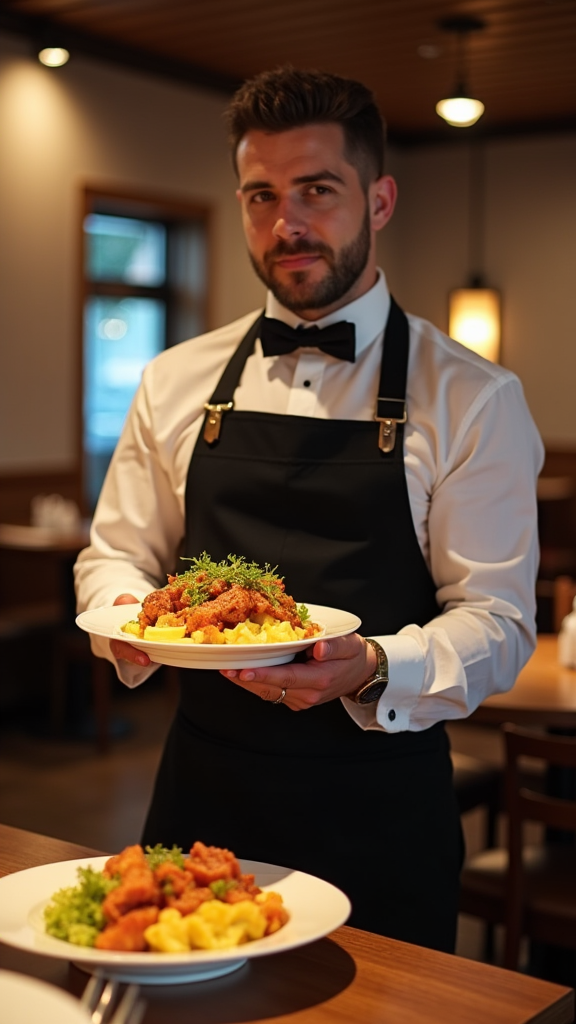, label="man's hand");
[219,632,376,709]
[109,594,151,667]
